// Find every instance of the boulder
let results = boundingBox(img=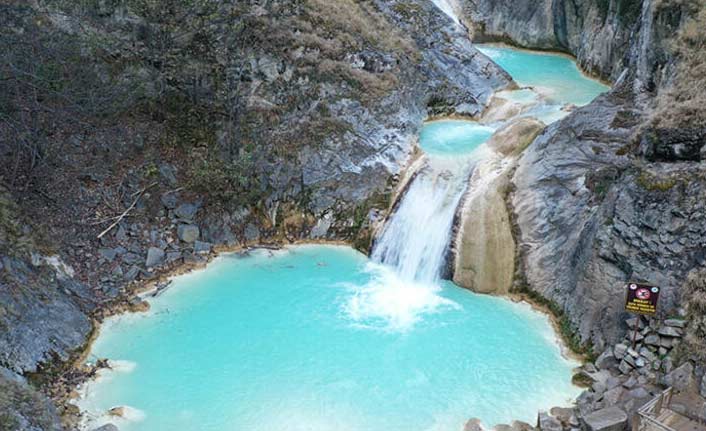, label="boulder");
[99,248,118,262]
[145,247,165,268]
[601,387,624,406]
[464,418,485,431]
[108,406,125,417]
[595,349,618,370]
[193,241,211,254]
[486,117,545,156]
[581,407,628,431]
[658,326,682,338]
[177,224,200,243]
[160,193,178,209]
[644,334,660,346]
[662,362,694,391]
[618,359,633,375]
[92,424,119,431]
[664,319,686,328]
[174,203,199,221]
[537,411,562,431]
[614,344,628,360]
[511,421,534,431]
